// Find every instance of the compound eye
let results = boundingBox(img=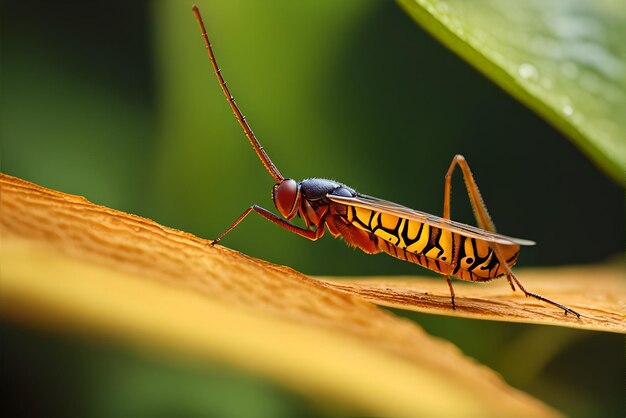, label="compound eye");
[273,179,299,218]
